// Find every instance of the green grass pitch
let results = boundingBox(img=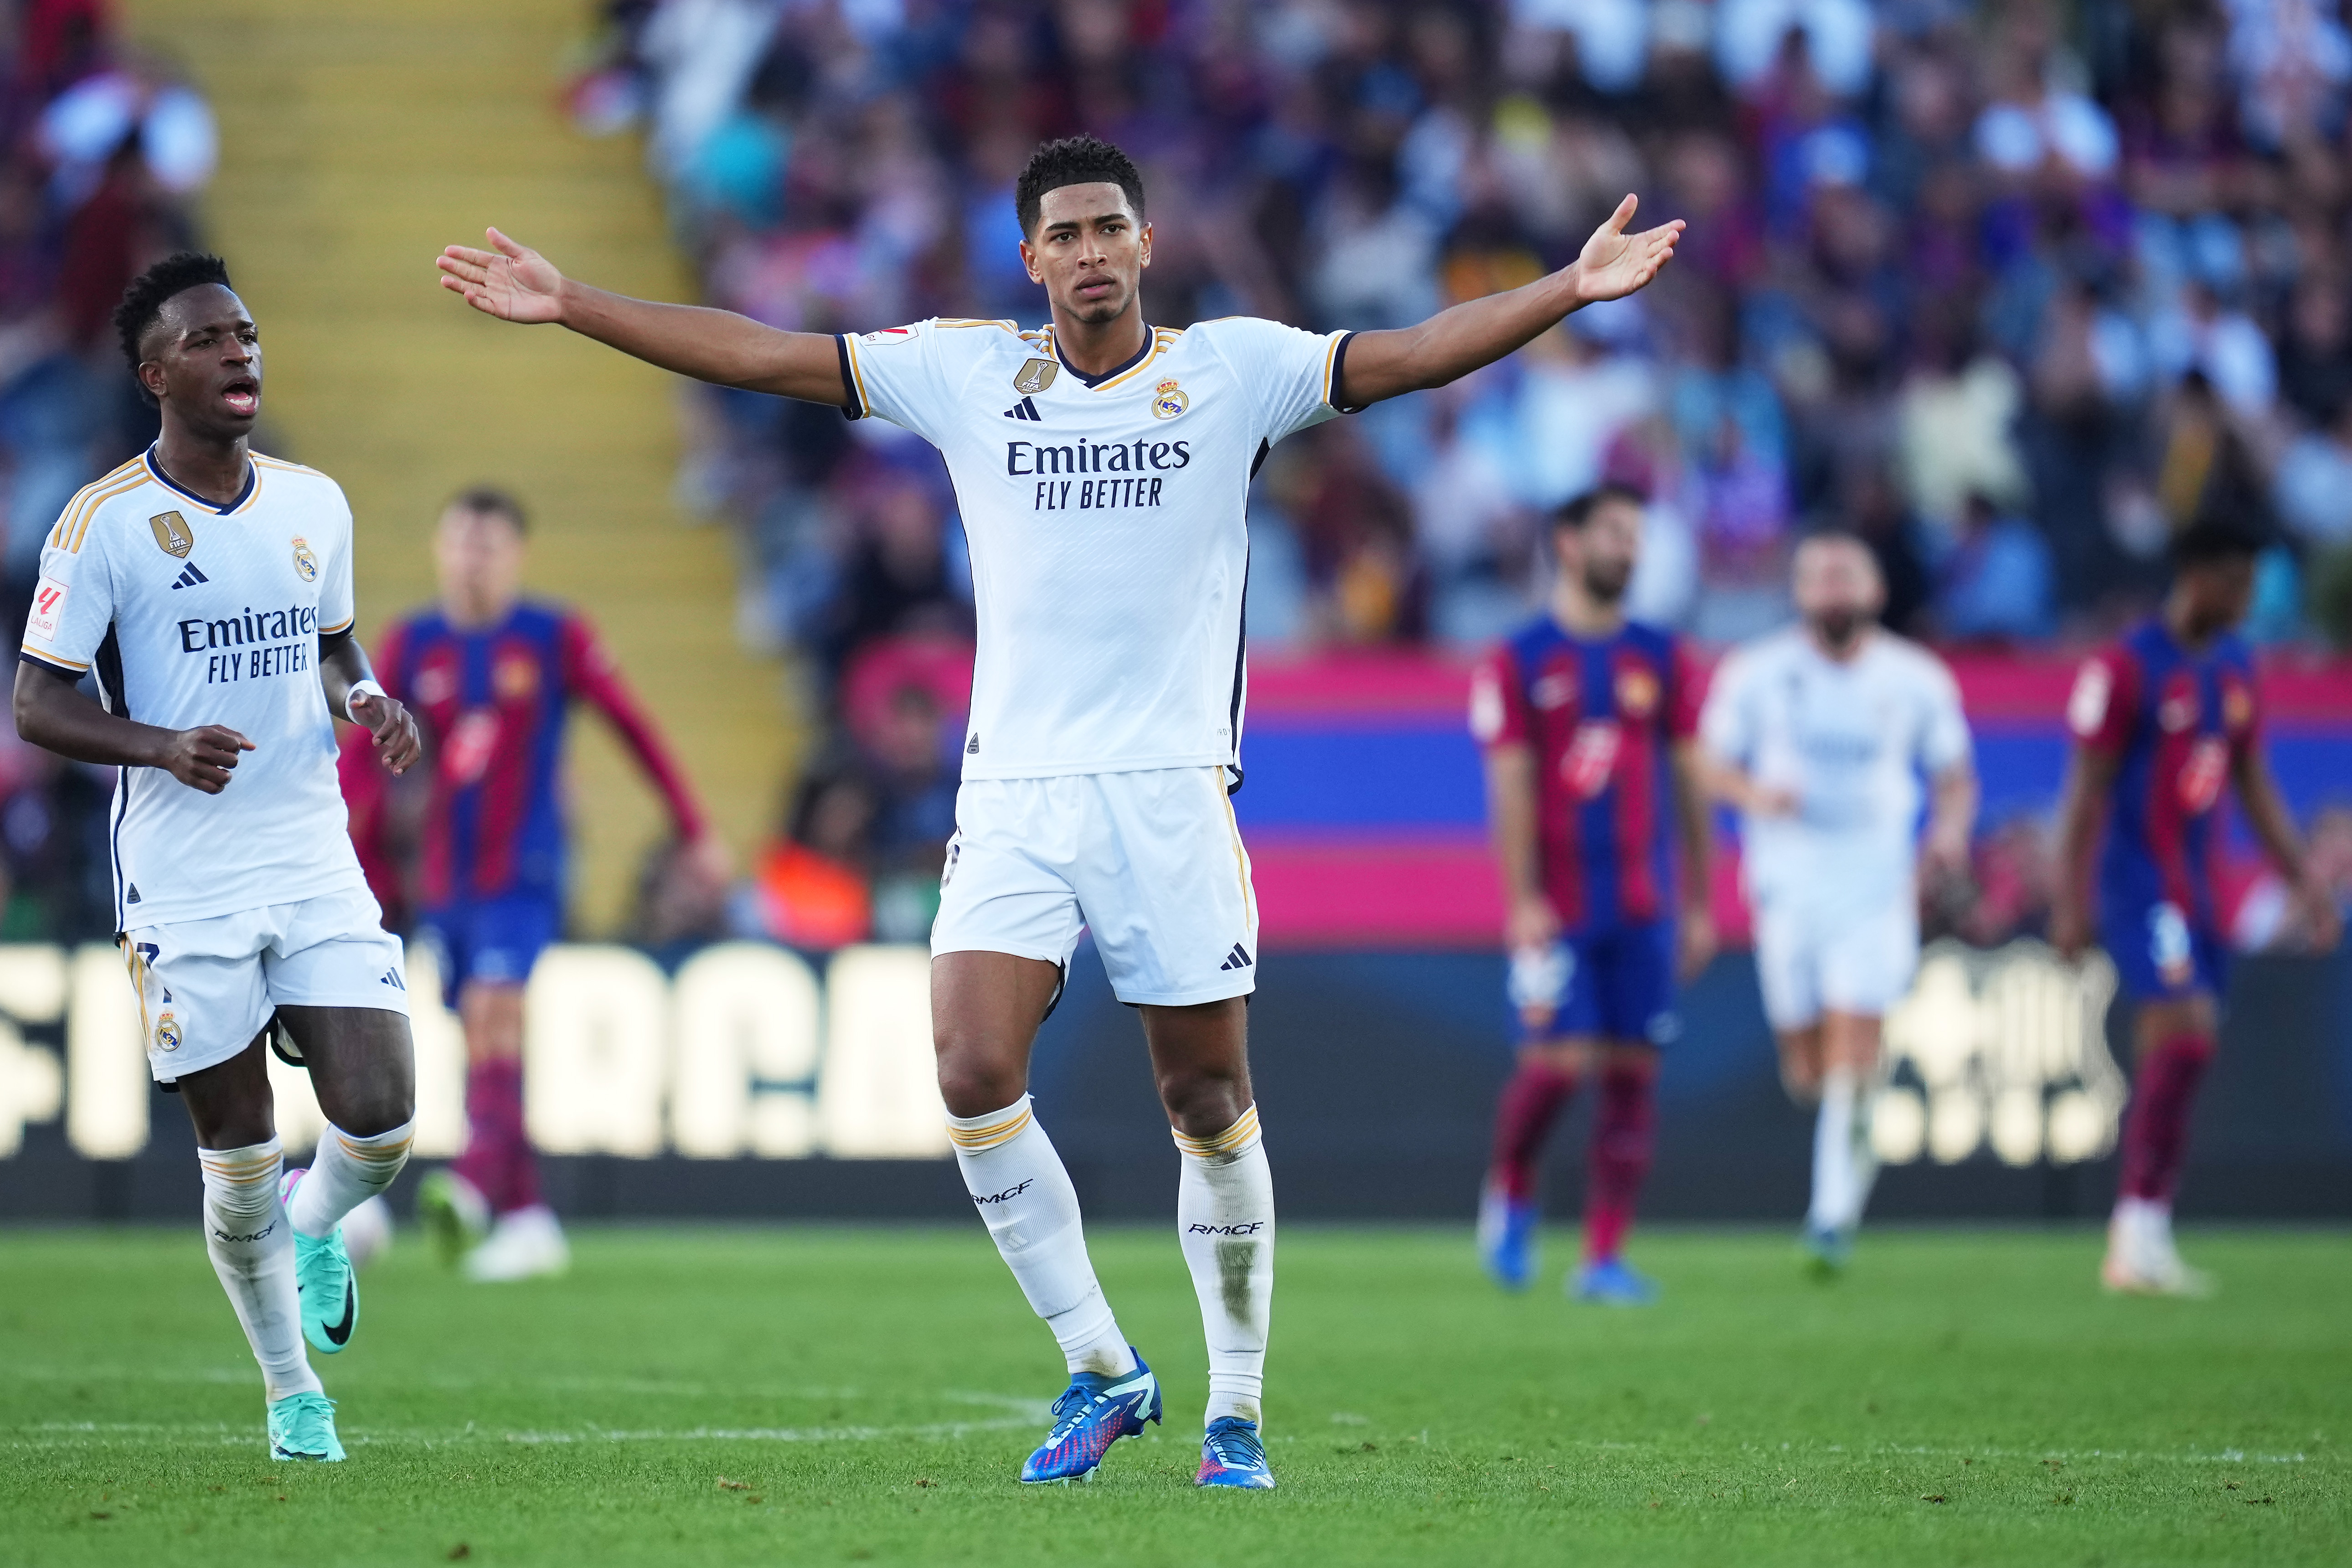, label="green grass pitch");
[2,1223,2345,1566]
